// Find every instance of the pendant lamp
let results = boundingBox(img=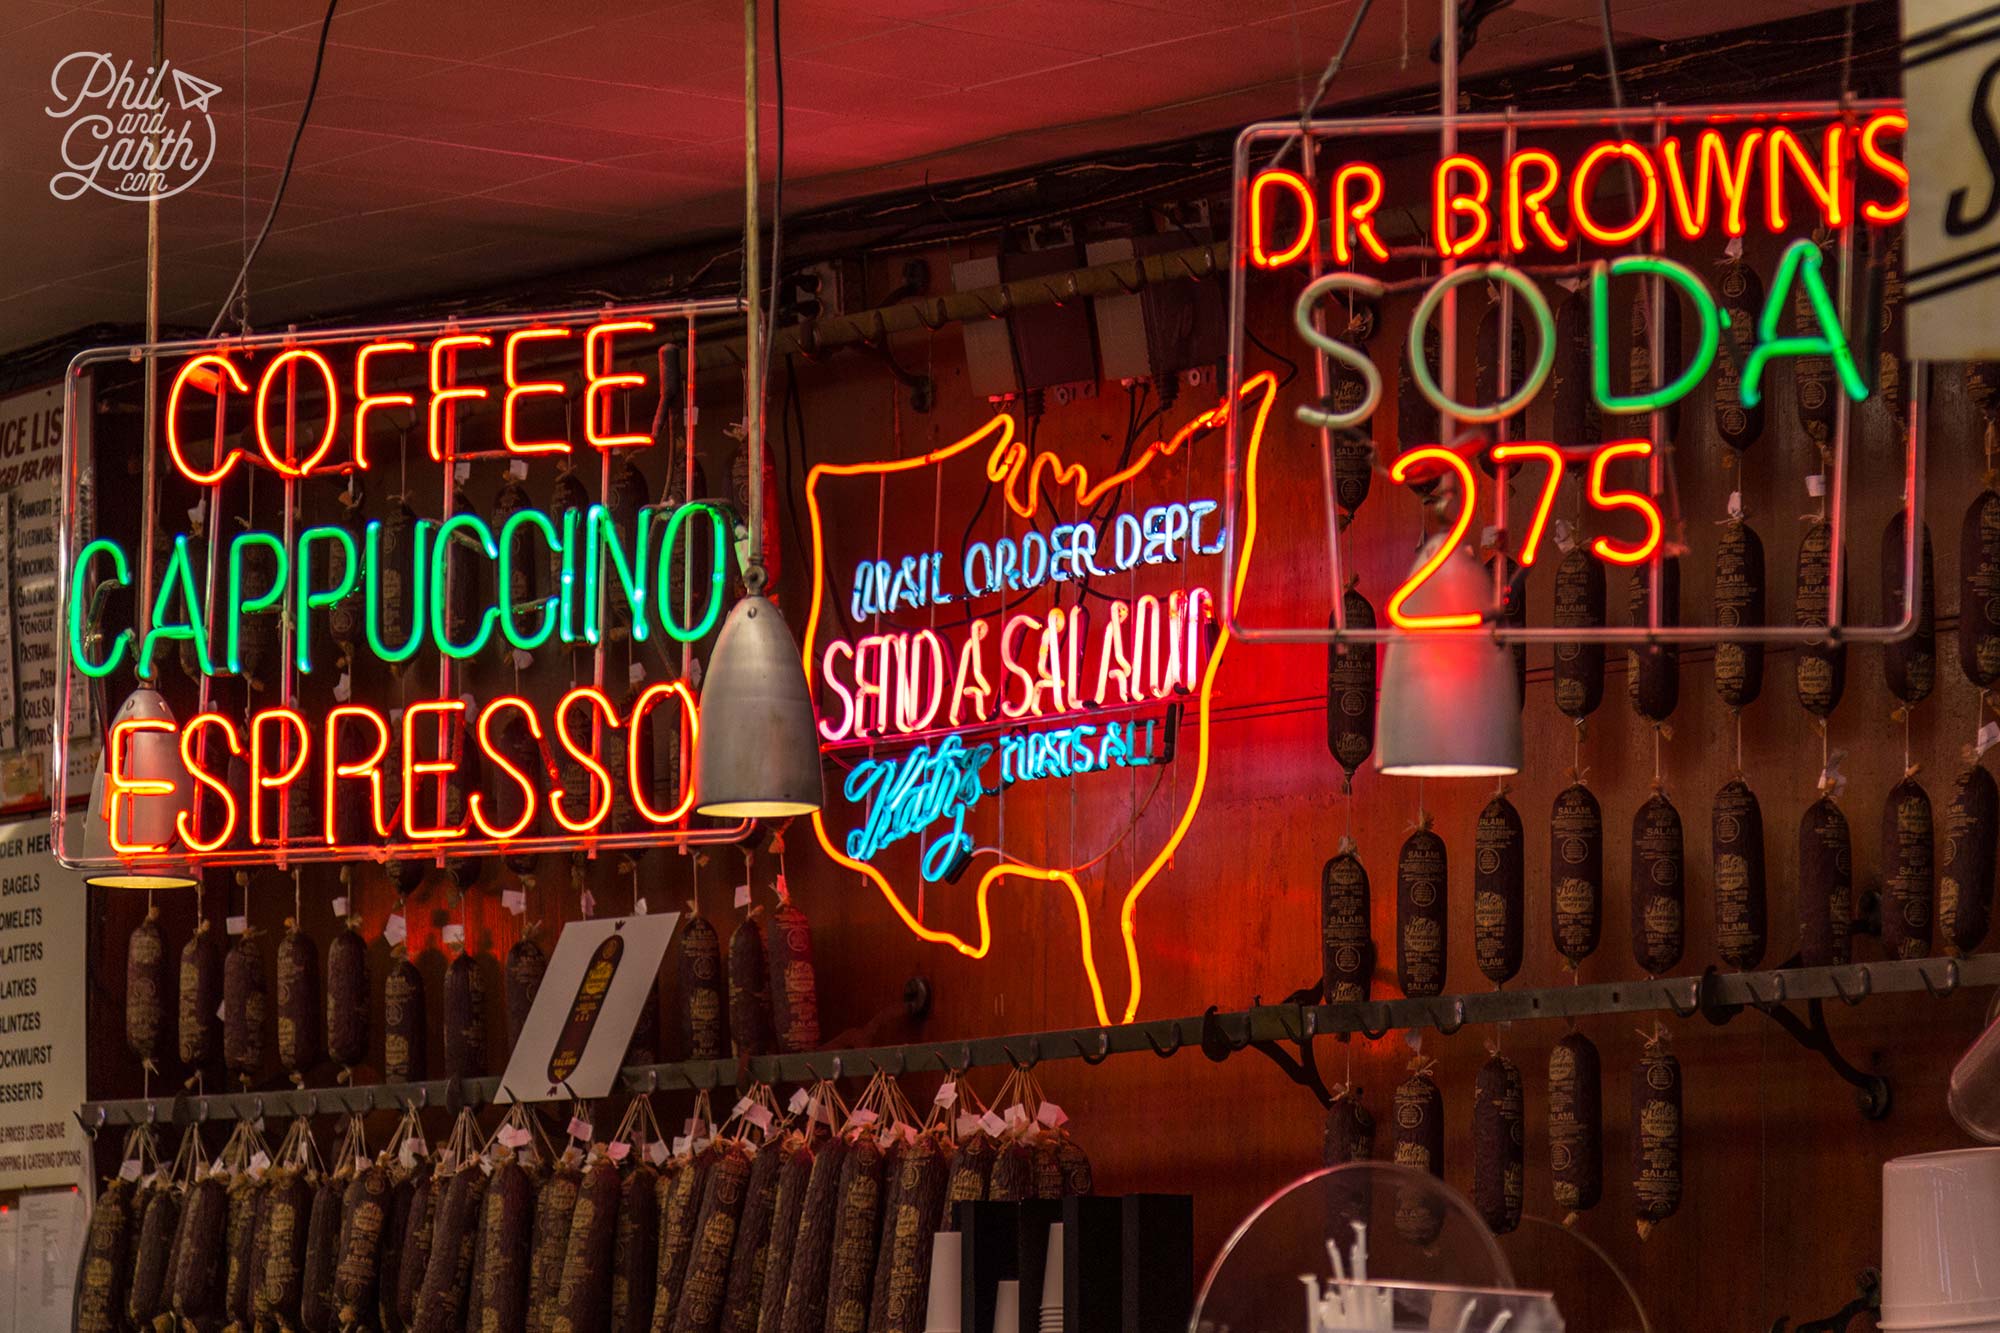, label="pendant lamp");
[1376,533,1522,777]
[694,594,824,817]
[78,686,198,888]
[693,0,825,821]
